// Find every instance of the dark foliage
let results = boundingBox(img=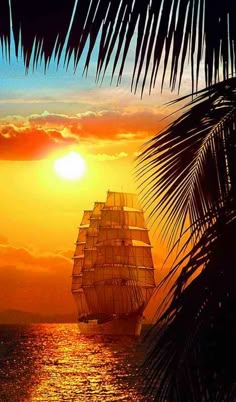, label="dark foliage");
[140,82,236,400]
[0,0,10,56]
[144,197,236,401]
[0,1,236,92]
[10,0,75,68]
[138,79,236,244]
